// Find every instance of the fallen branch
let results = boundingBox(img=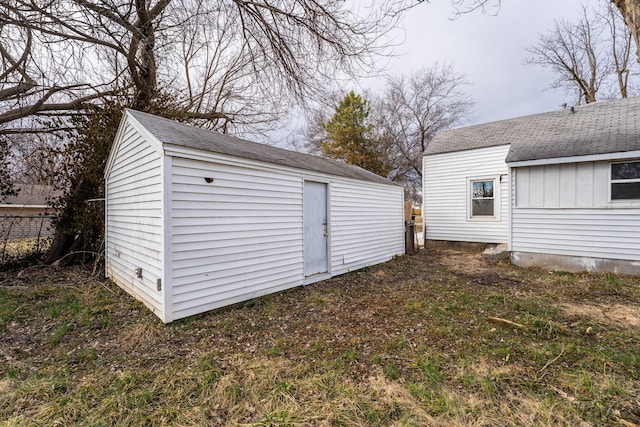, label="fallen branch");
[539,346,565,373]
[486,317,525,329]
